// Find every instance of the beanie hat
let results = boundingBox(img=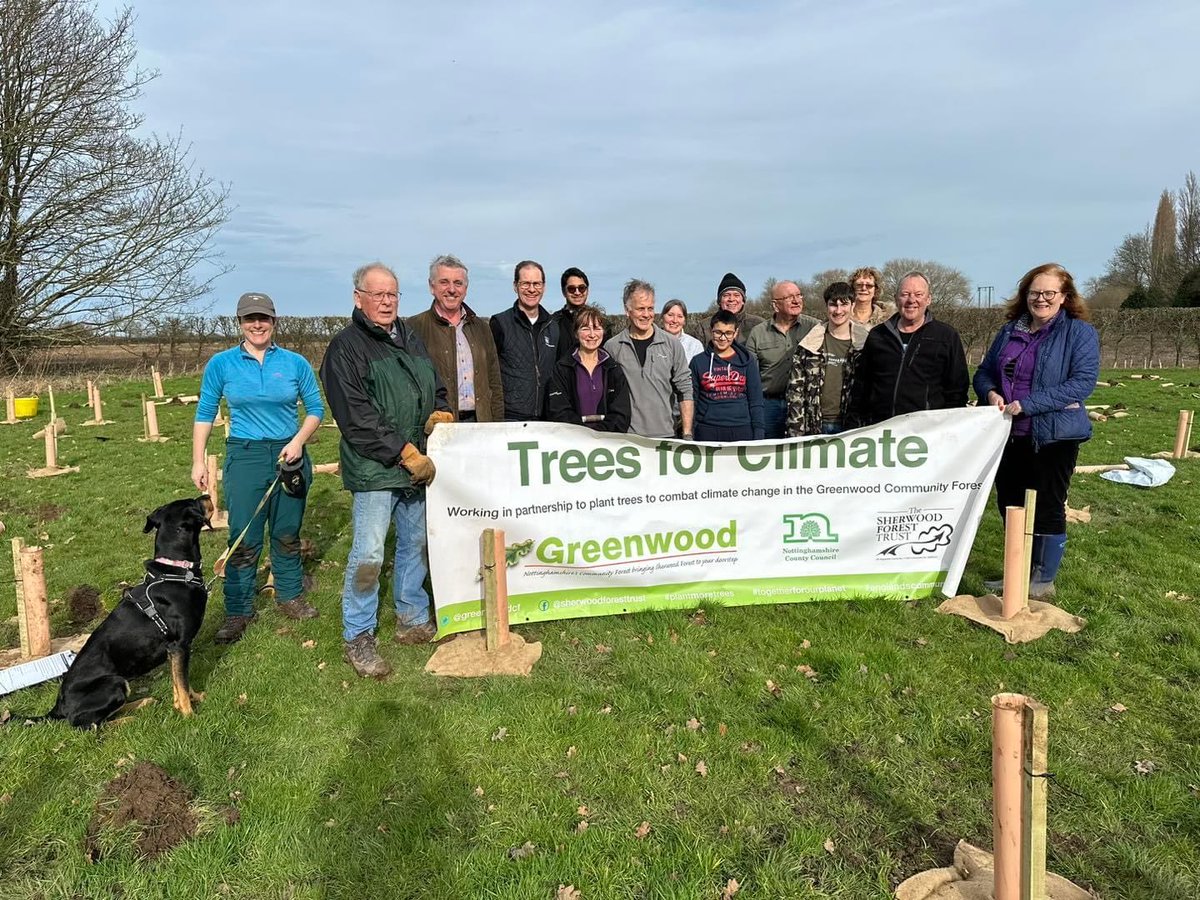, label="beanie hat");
[716,272,746,300]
